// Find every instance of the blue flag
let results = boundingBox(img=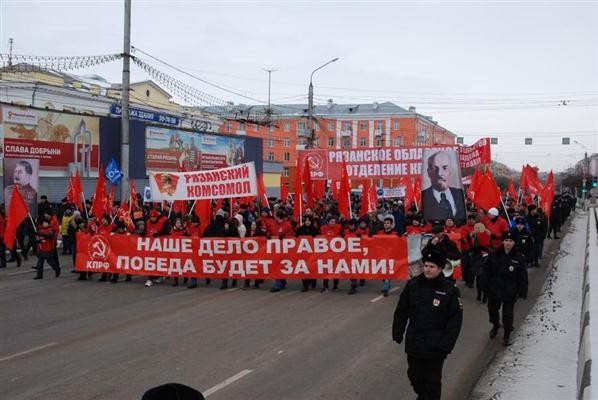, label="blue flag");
[105,158,123,185]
